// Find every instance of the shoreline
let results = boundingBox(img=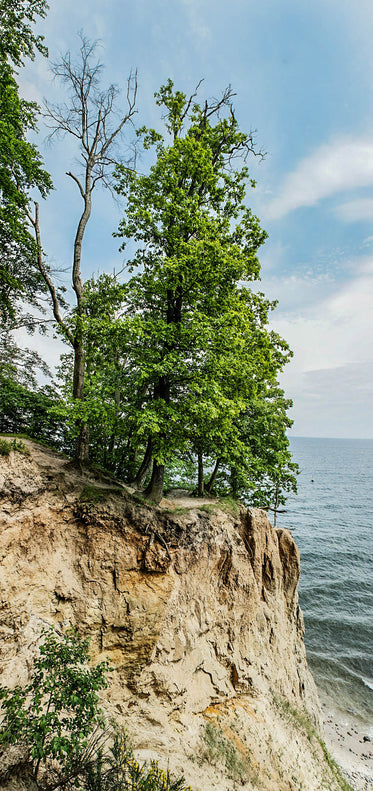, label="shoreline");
[322,705,373,791]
